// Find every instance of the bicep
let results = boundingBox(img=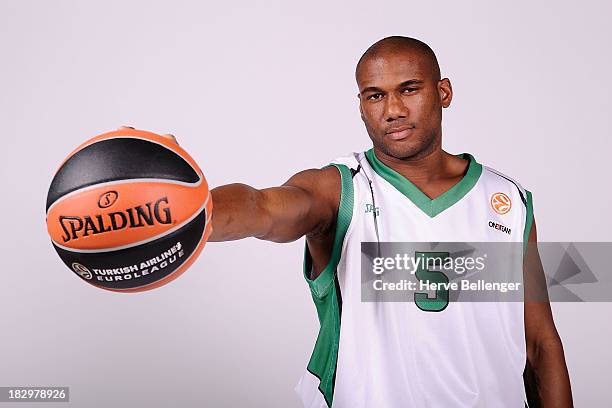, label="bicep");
[257,167,340,243]
[524,219,562,356]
